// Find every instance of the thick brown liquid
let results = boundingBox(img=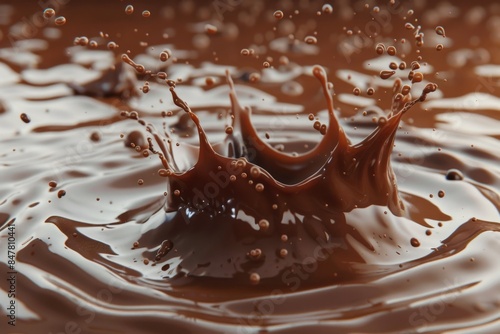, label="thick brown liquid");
[1,1,499,333]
